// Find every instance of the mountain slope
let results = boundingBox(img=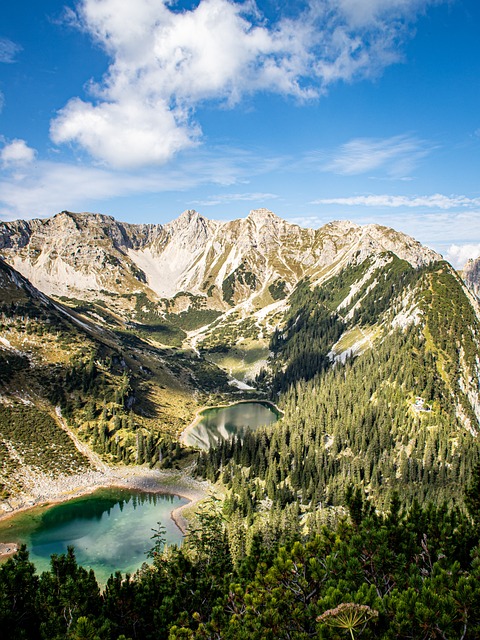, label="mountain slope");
[463,256,480,300]
[0,209,439,307]
[0,208,442,383]
[199,255,480,510]
[0,257,229,501]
